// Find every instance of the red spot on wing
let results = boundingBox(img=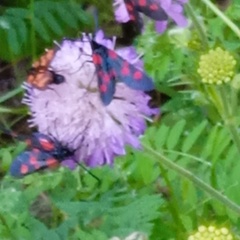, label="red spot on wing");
[139,0,147,6]
[121,62,130,76]
[46,158,59,168]
[98,70,103,77]
[39,138,54,151]
[122,66,130,75]
[32,163,40,170]
[20,164,29,175]
[133,71,143,80]
[150,3,158,10]
[102,73,110,83]
[100,84,107,93]
[25,139,32,146]
[108,50,117,59]
[126,3,133,11]
[130,14,136,21]
[30,155,38,164]
[93,54,102,65]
